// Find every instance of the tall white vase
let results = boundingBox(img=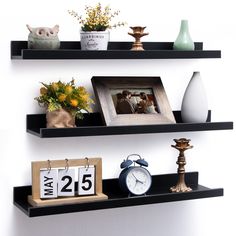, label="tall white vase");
[181,72,208,123]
